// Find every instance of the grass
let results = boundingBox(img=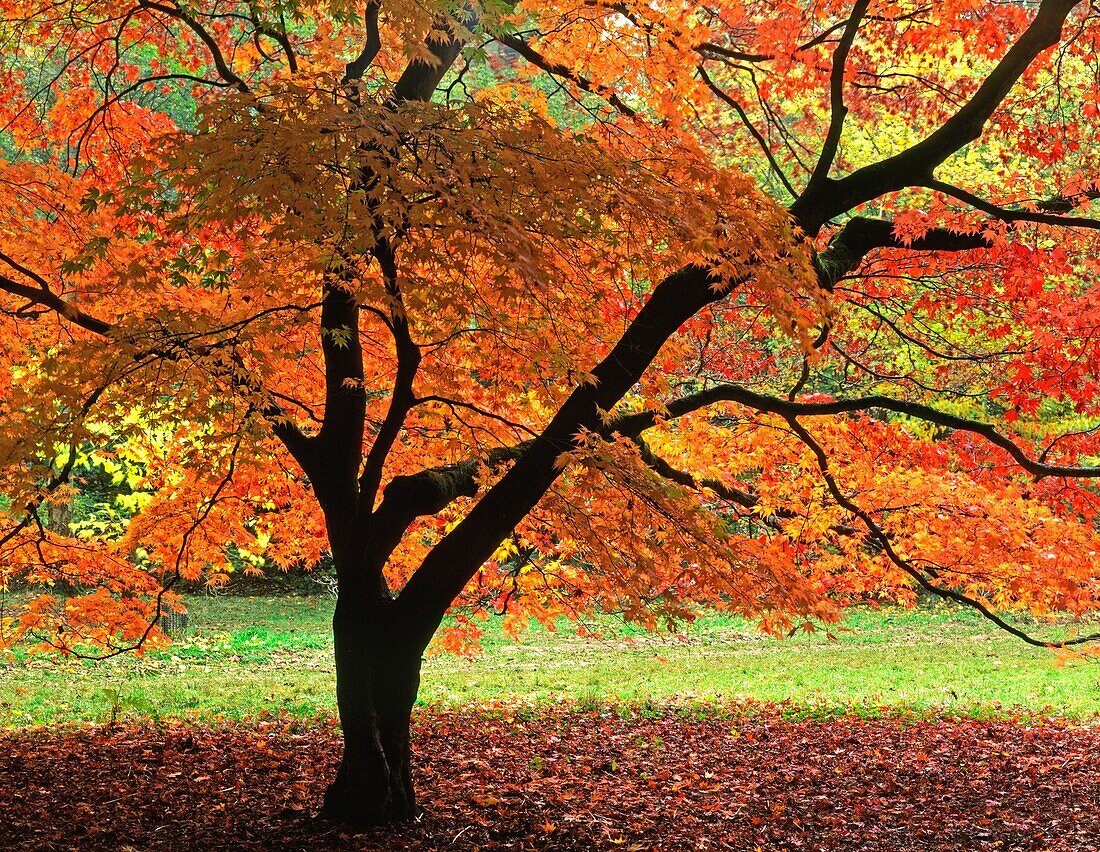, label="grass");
[2,594,1098,726]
